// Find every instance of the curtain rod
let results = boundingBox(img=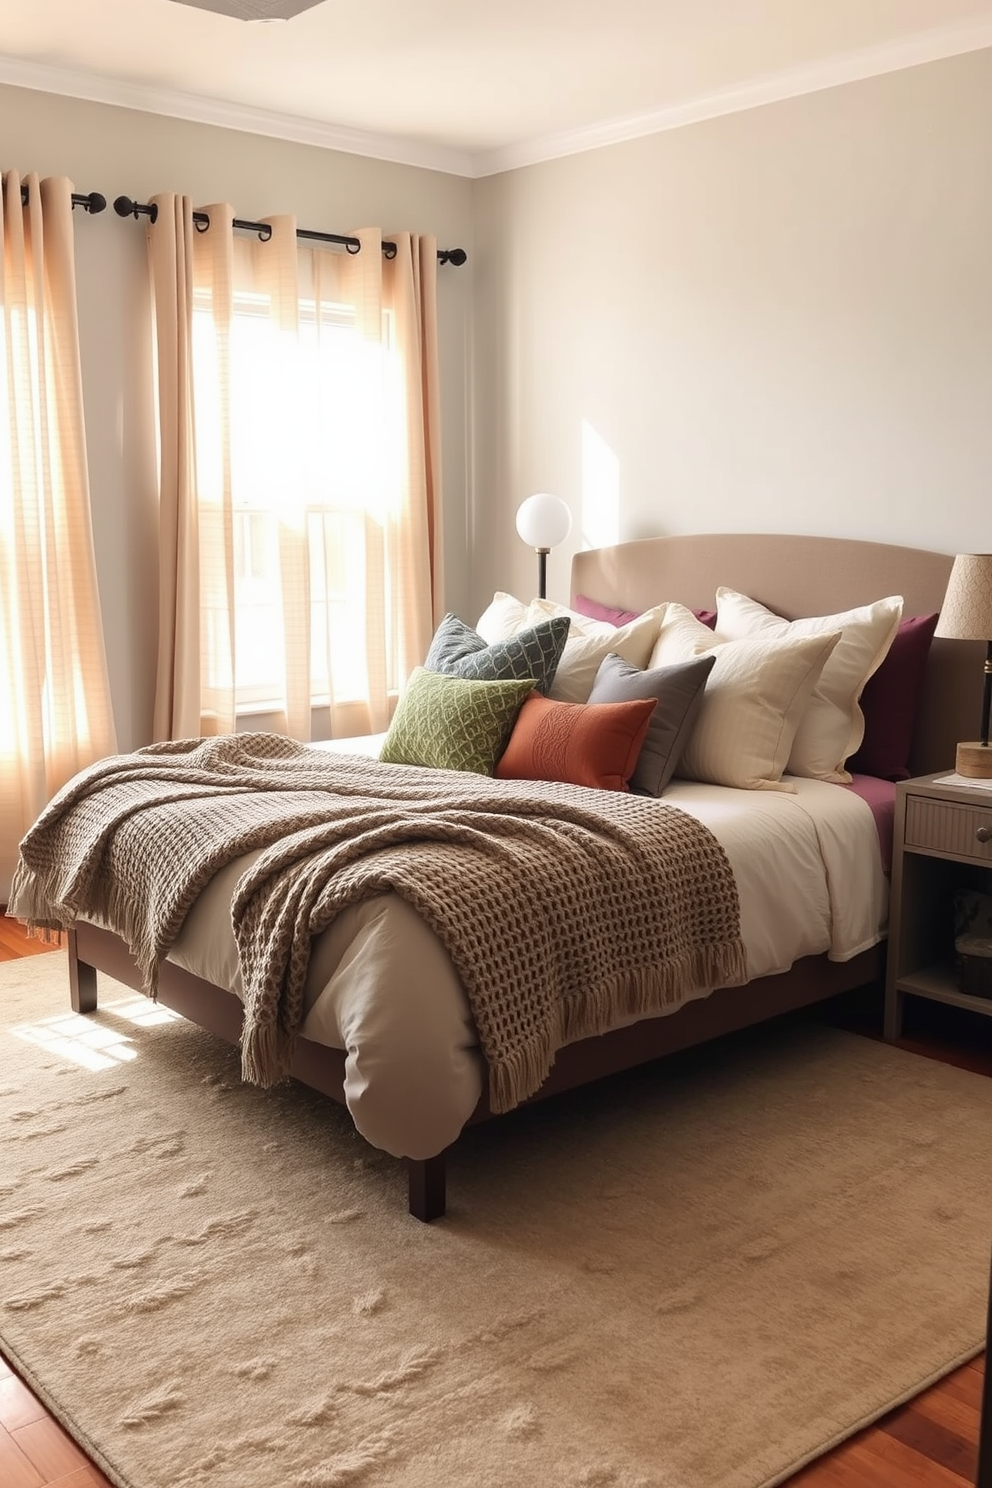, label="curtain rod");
[112,195,467,266]
[18,187,108,214]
